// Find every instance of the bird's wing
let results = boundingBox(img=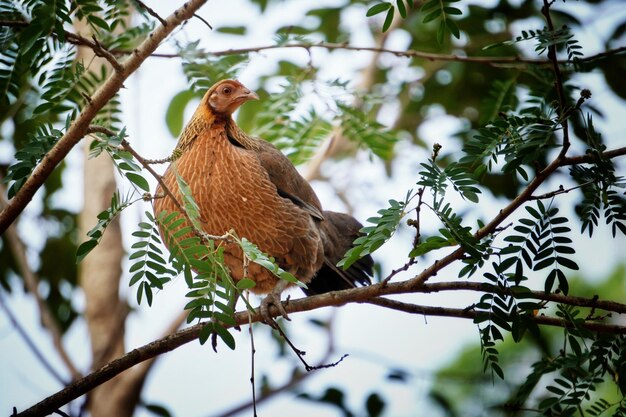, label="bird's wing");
[254,139,325,221]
